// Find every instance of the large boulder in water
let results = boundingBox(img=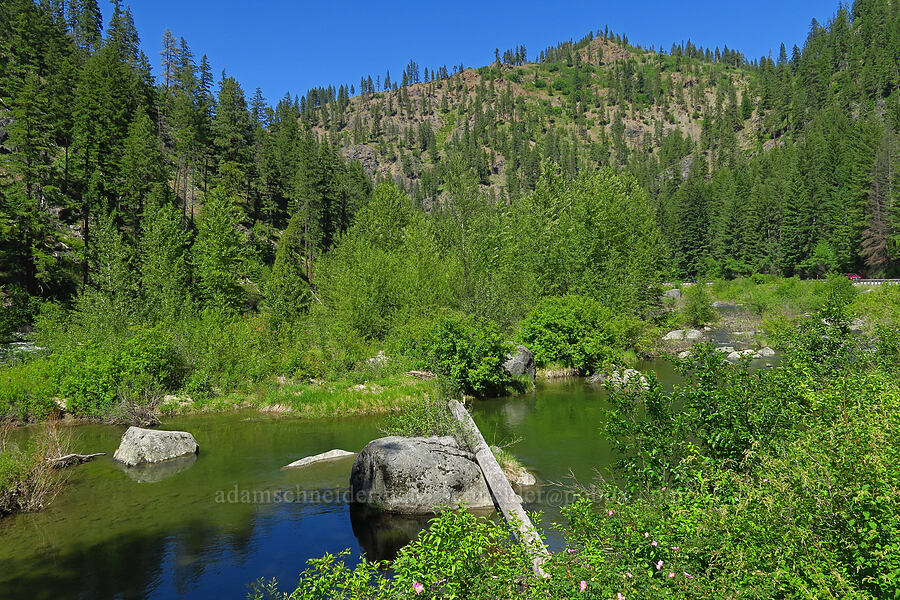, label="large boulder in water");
[350,436,493,514]
[113,426,199,467]
[503,344,536,382]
